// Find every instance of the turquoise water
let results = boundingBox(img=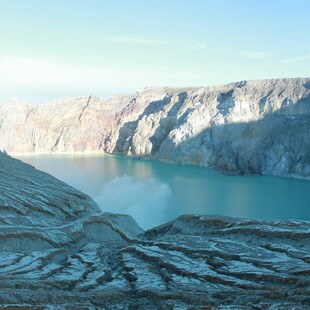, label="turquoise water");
[18,155,310,229]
